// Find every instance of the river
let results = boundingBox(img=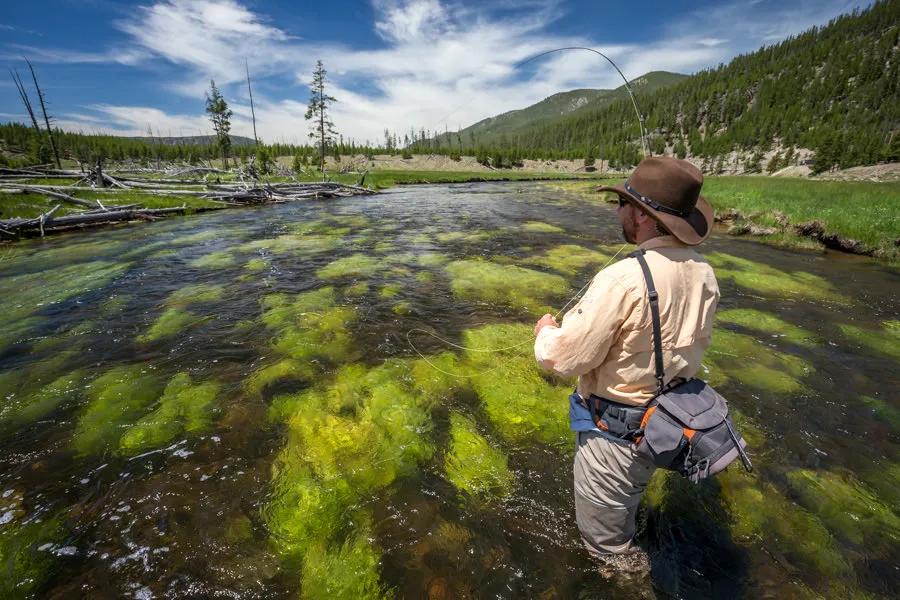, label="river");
[1,181,897,599]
